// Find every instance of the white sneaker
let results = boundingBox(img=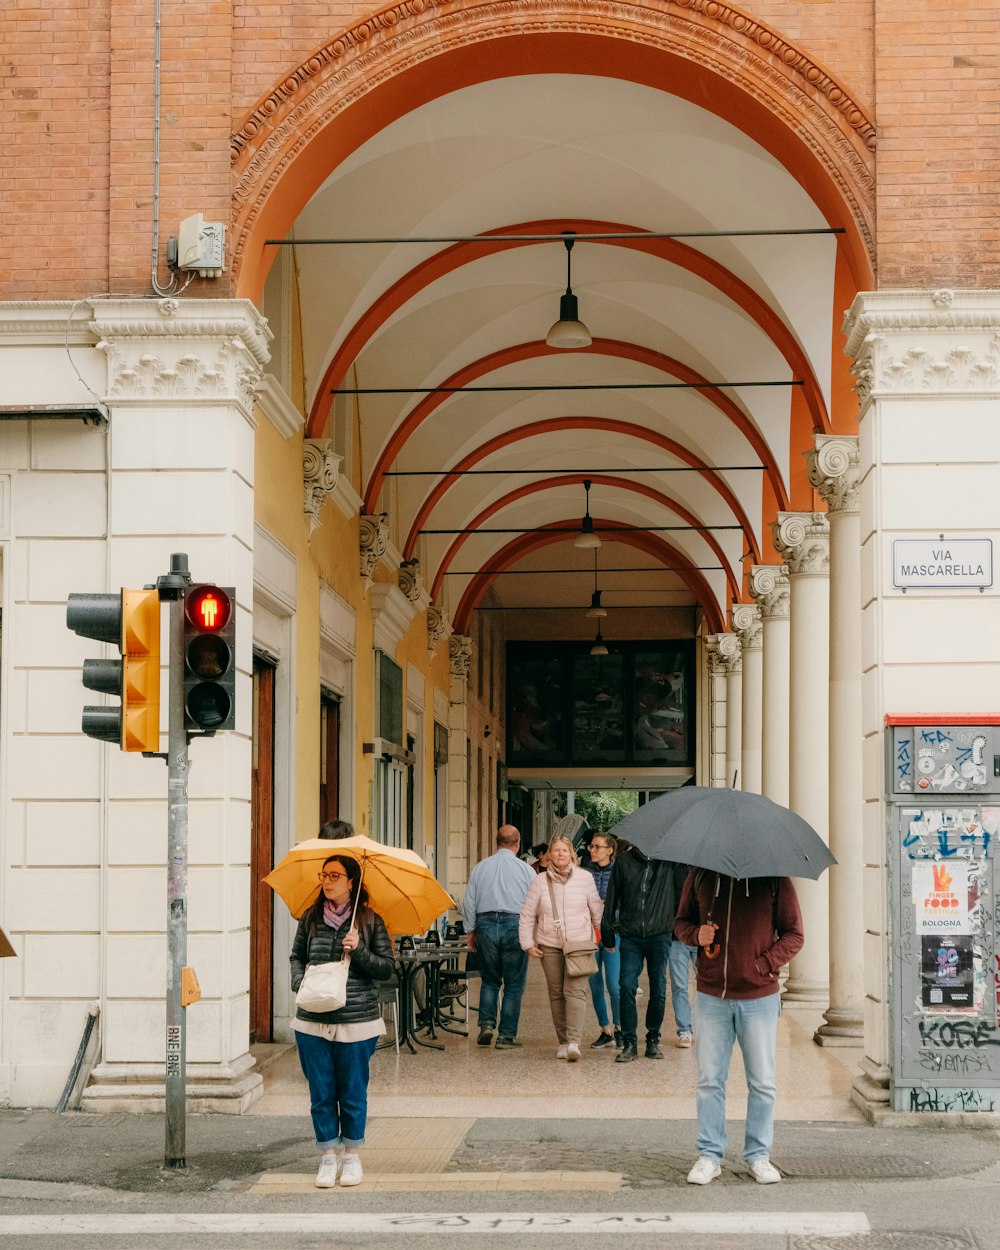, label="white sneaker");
[687,1156,722,1185]
[556,1044,568,1059]
[339,1153,364,1187]
[566,1043,581,1062]
[315,1154,339,1188]
[748,1157,781,1184]
[676,1032,693,1048]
